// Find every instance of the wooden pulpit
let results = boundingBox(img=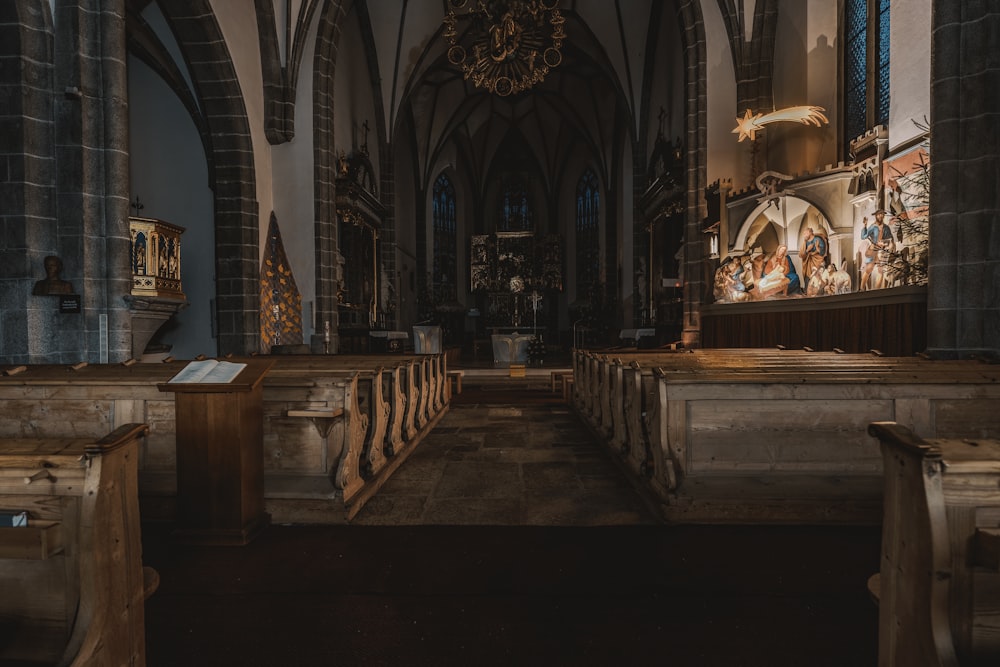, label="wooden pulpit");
[158,358,274,545]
